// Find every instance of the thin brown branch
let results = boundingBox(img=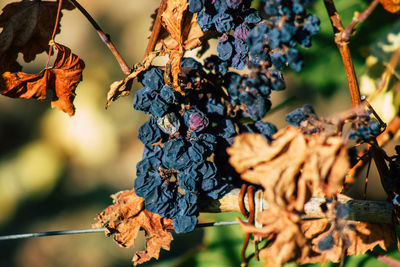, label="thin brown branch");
[371,44,400,101]
[45,0,63,68]
[144,0,168,59]
[67,0,131,75]
[323,0,361,107]
[339,0,380,42]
